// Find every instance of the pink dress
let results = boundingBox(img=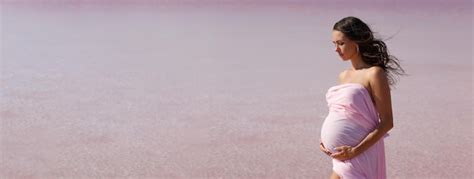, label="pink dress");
[320,83,389,179]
